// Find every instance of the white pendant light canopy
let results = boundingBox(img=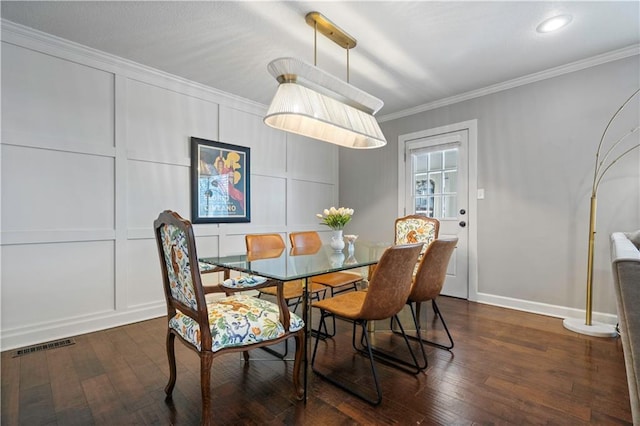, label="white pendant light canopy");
[264,12,387,149]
